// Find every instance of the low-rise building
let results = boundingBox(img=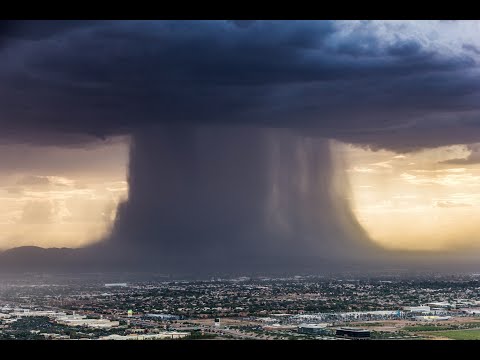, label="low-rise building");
[336,327,370,339]
[414,315,451,322]
[100,332,190,340]
[460,308,480,315]
[56,315,119,328]
[403,306,431,313]
[145,314,181,320]
[426,302,453,309]
[298,323,330,335]
[11,310,67,318]
[105,283,128,288]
